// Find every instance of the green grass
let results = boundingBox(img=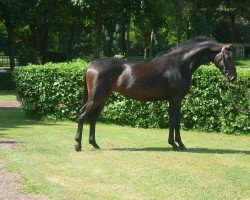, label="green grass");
[0,109,249,200]
[0,90,17,101]
[235,58,250,69]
